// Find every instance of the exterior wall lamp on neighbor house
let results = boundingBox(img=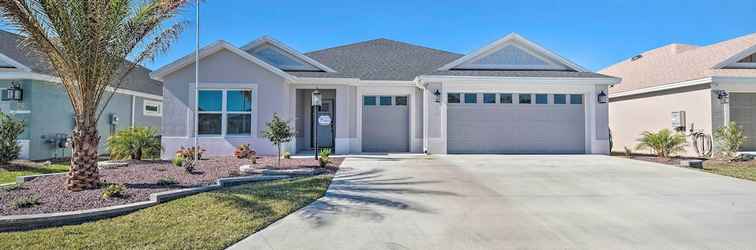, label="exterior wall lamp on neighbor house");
[433,89,442,103]
[717,90,729,104]
[1,81,23,101]
[597,91,608,104]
